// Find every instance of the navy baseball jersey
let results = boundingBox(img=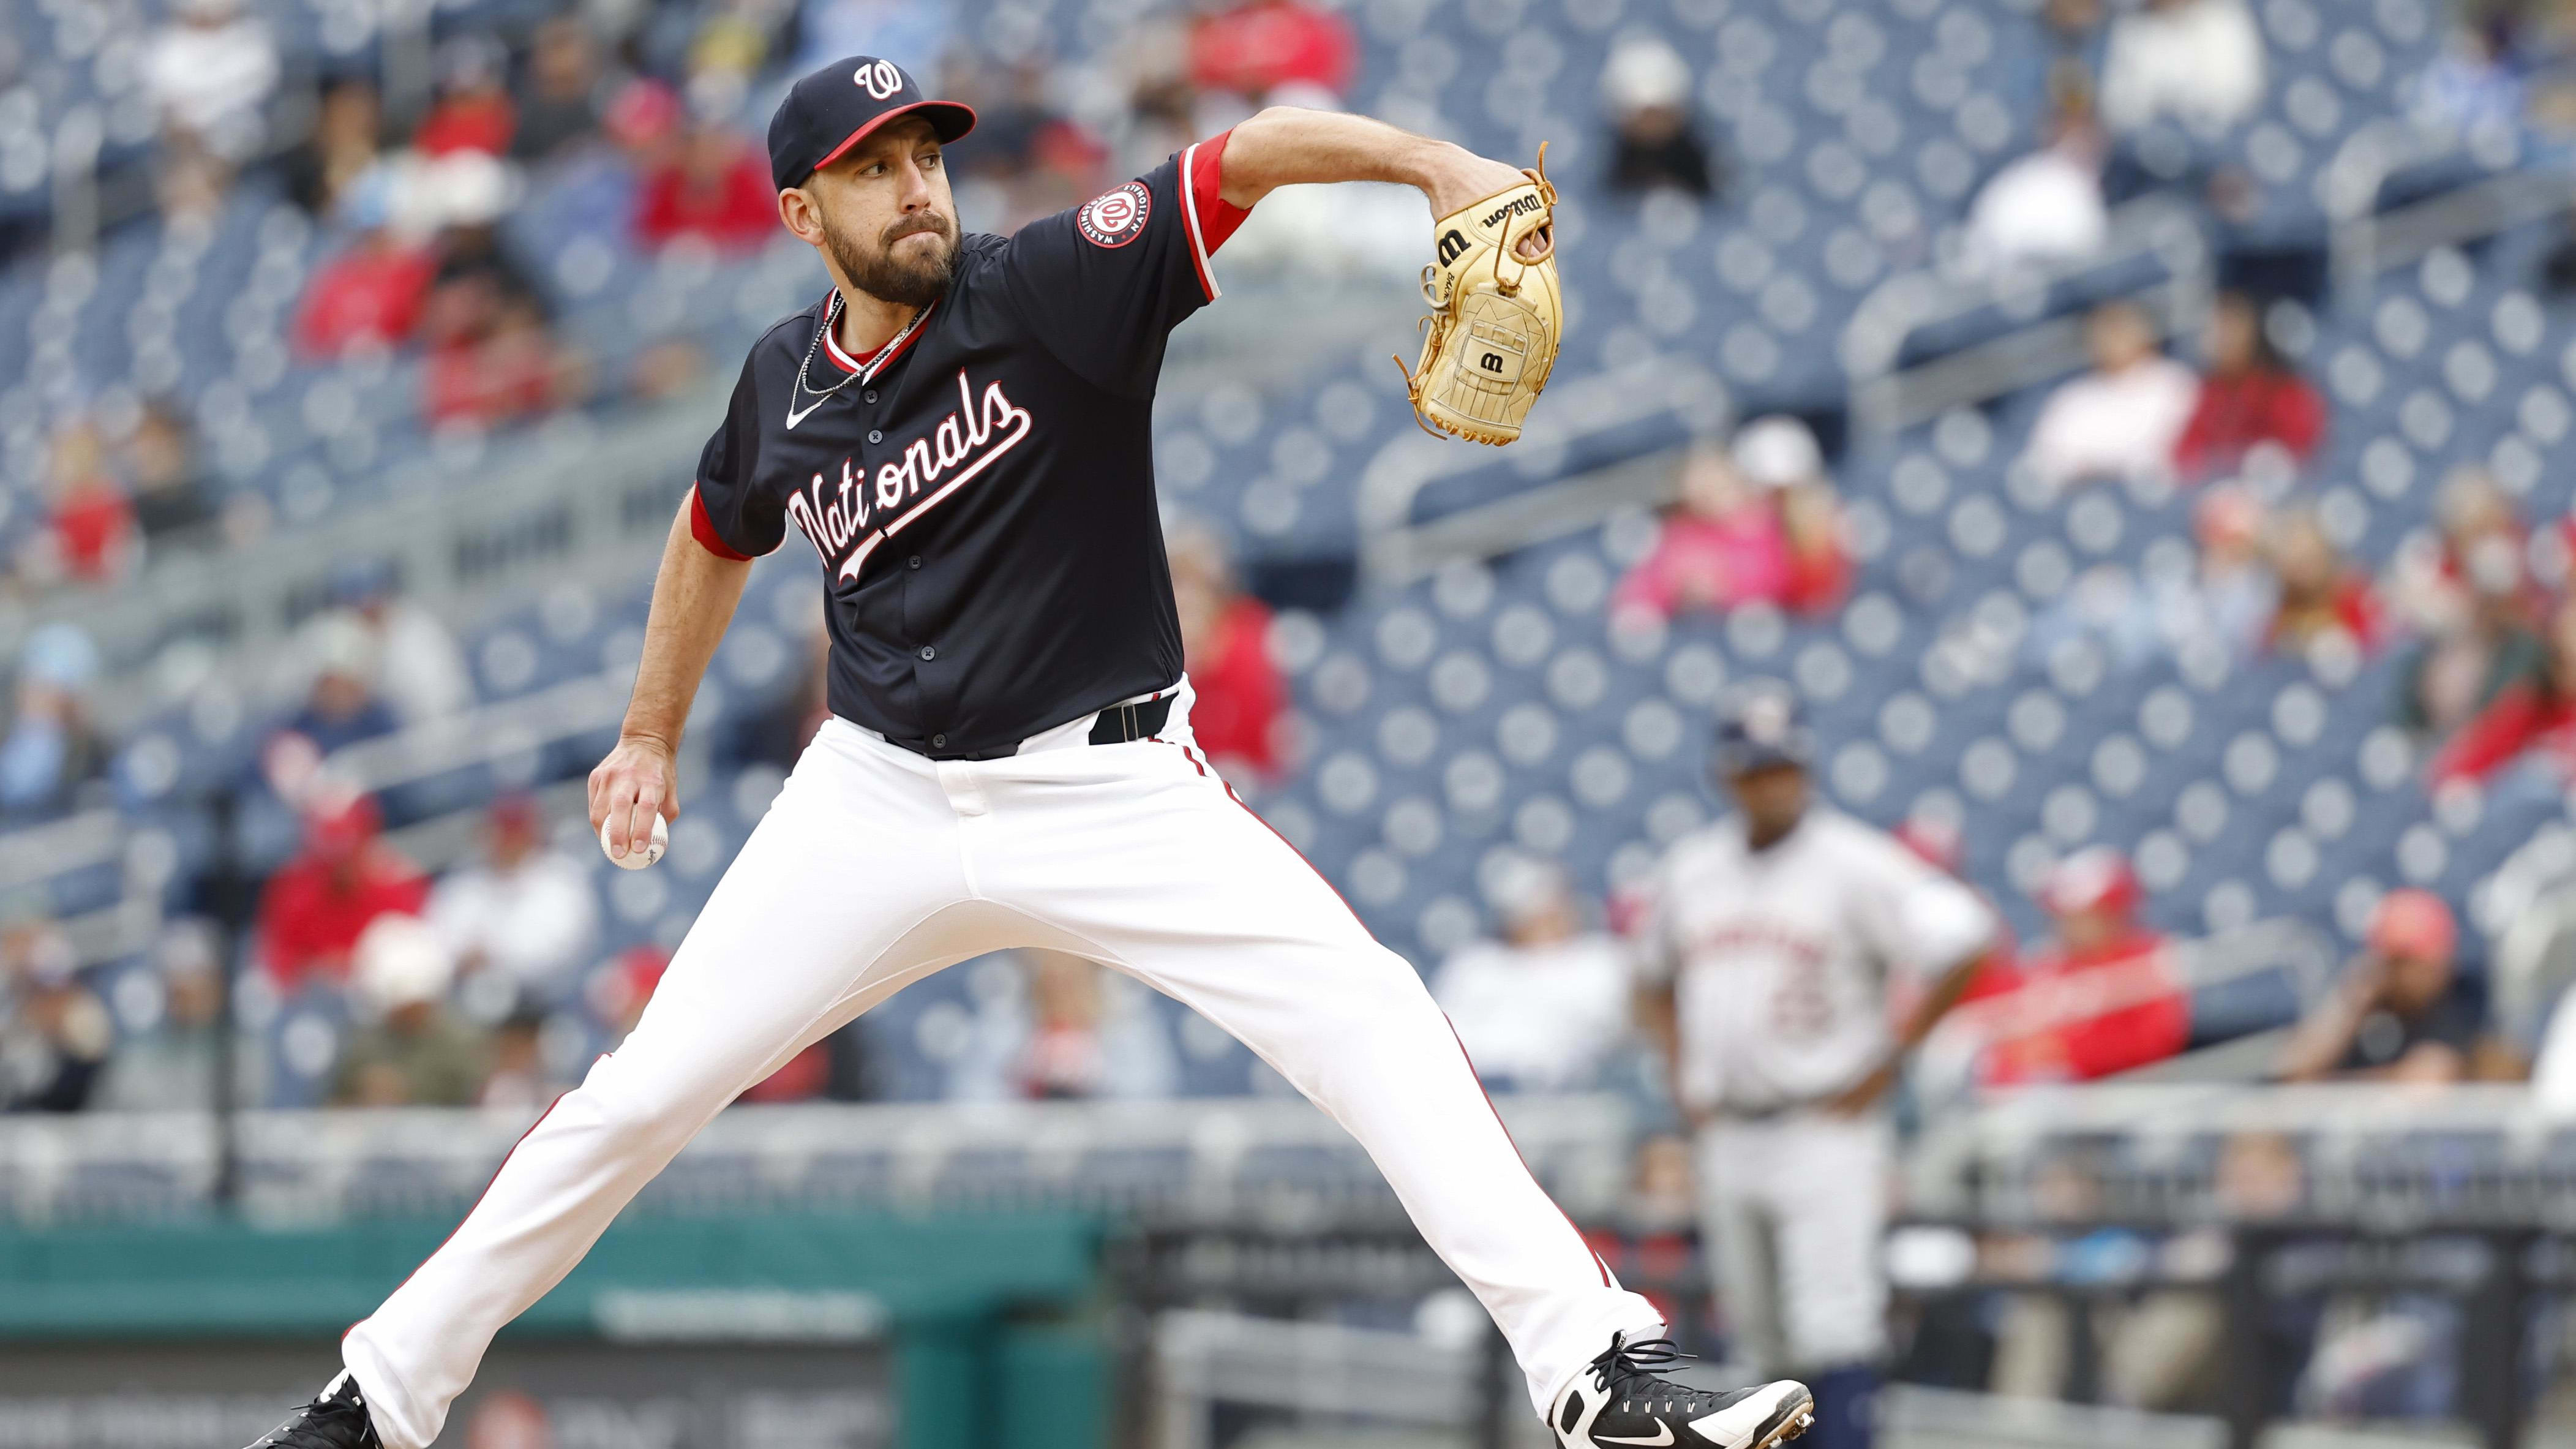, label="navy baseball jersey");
[690,138,1247,758]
